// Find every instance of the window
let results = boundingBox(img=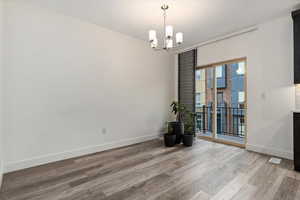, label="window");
[207,68,213,88]
[196,93,203,107]
[217,92,224,105]
[216,66,223,78]
[236,62,245,75]
[216,65,227,88]
[196,93,201,102]
[196,69,205,81]
[238,91,245,103]
[196,70,201,80]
